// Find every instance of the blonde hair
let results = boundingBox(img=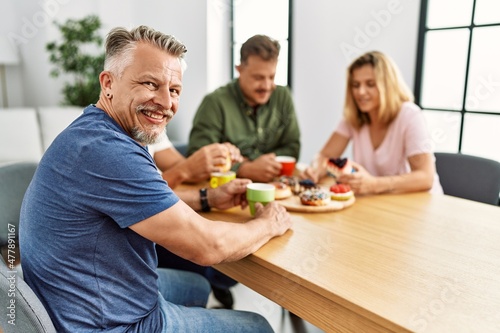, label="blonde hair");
[103,25,187,77]
[343,51,414,129]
